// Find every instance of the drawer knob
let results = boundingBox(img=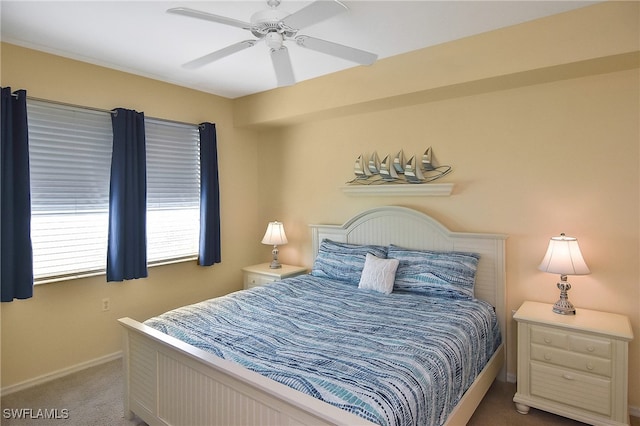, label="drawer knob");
[544,353,552,361]
[587,363,594,371]
[544,337,552,344]
[562,374,575,381]
[587,345,595,352]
